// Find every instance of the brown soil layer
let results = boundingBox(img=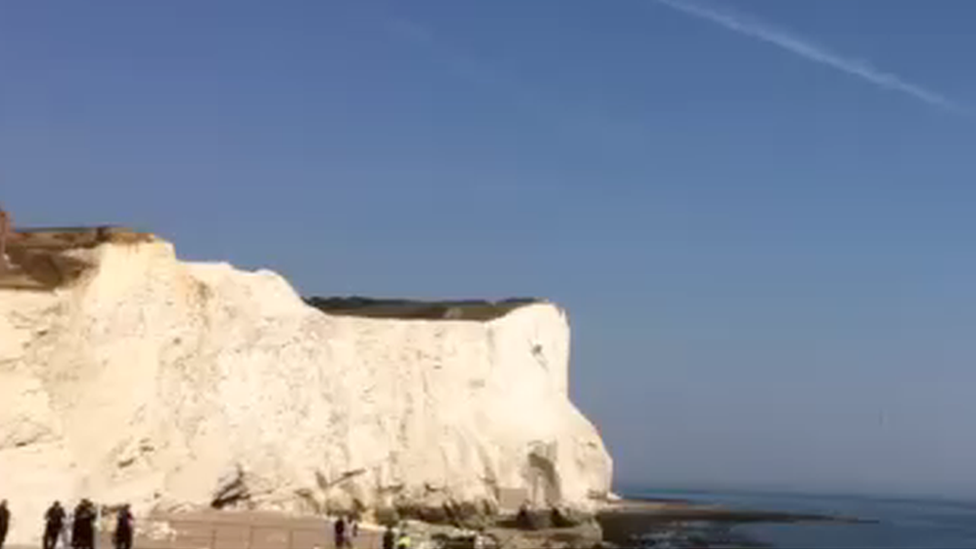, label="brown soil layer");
[0,226,153,290]
[9,226,153,249]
